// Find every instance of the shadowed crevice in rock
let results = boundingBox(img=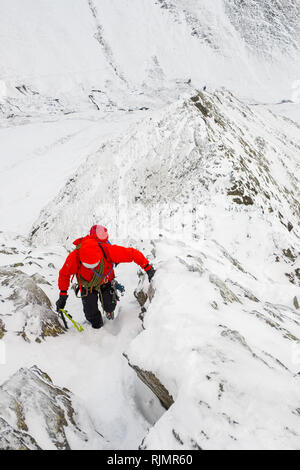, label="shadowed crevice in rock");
[128,272,174,410]
[125,355,174,410]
